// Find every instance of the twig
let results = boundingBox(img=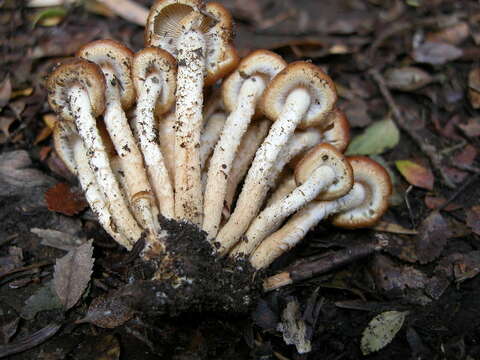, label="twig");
[369,68,456,189]
[0,323,61,358]
[0,260,52,280]
[263,236,388,291]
